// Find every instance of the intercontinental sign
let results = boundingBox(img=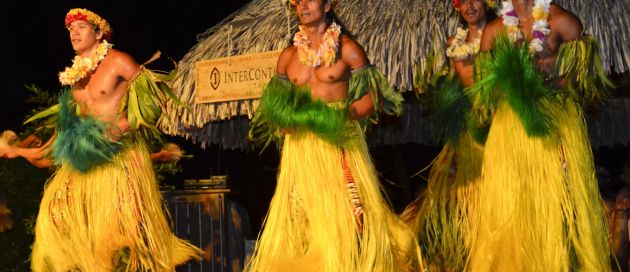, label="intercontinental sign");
[195,50,282,104]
